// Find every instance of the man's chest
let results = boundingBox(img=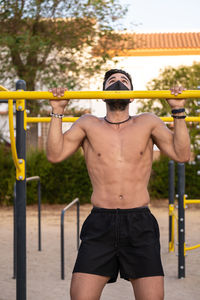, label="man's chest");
[83,123,153,160]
